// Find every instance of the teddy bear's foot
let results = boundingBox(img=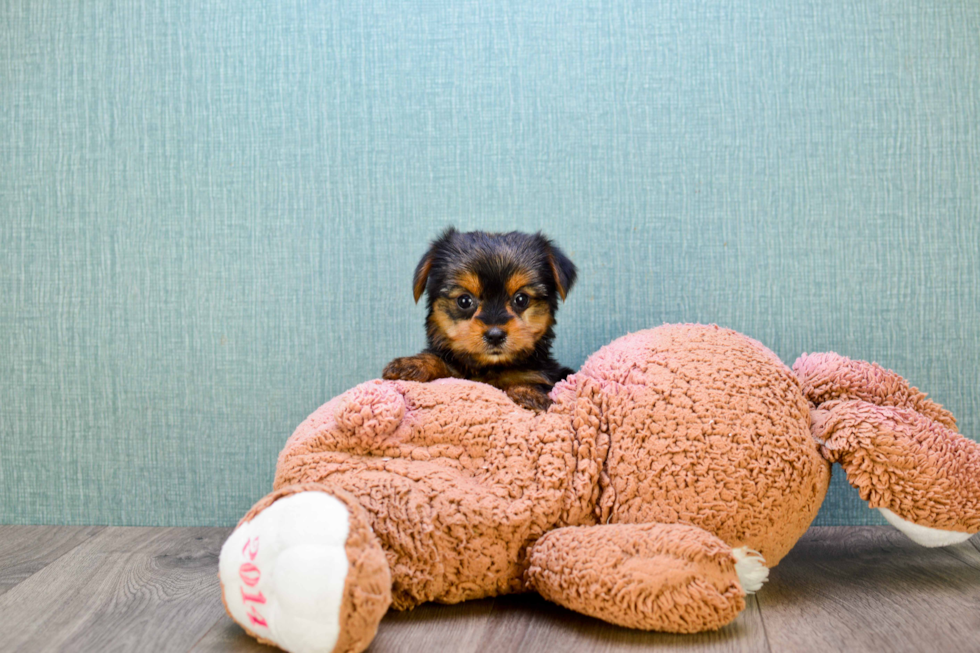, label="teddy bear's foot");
[731,546,769,592]
[219,485,391,653]
[877,508,974,548]
[525,522,762,633]
[812,399,980,545]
